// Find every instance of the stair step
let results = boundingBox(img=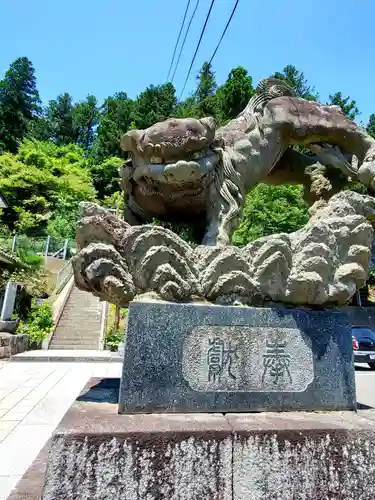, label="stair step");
[52,336,100,340]
[51,340,99,344]
[53,337,99,344]
[50,285,103,350]
[49,346,98,350]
